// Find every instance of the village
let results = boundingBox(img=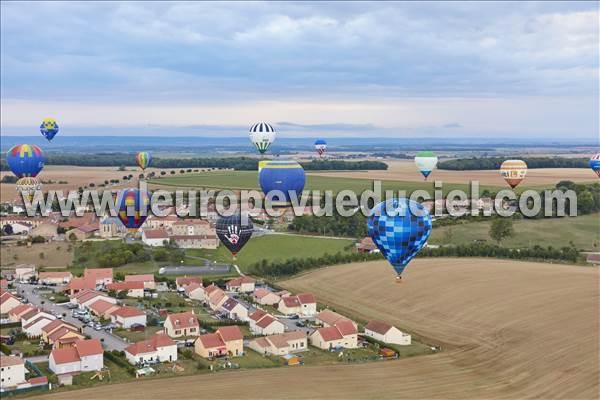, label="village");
[1,260,427,395]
